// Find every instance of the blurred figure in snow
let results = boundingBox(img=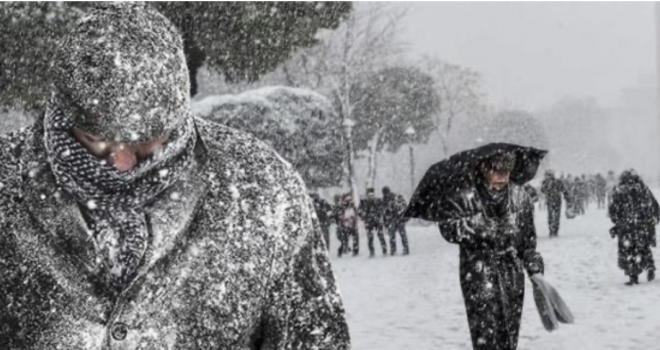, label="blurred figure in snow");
[594,173,607,209]
[382,186,410,255]
[359,187,387,257]
[609,170,659,285]
[336,193,359,257]
[310,192,334,251]
[541,170,566,237]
